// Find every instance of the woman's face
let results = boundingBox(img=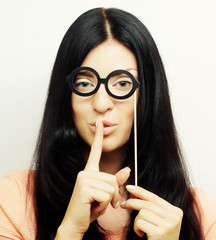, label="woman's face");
[71,39,138,152]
